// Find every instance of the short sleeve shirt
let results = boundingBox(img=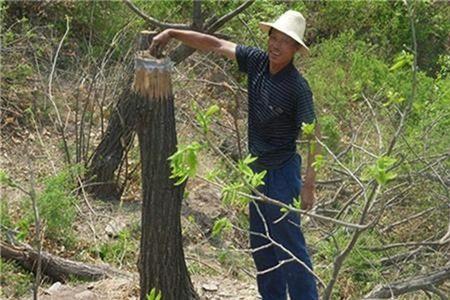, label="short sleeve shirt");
[235,44,316,170]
